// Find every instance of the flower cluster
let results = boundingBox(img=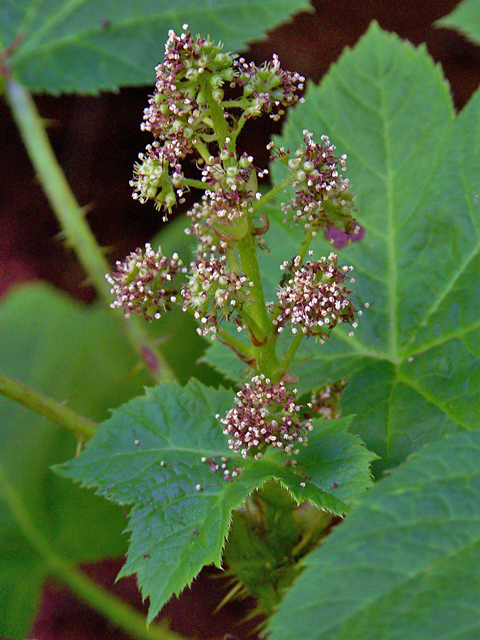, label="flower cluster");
[181,256,253,337]
[218,374,313,458]
[131,25,305,219]
[131,26,237,216]
[271,130,357,234]
[233,54,305,120]
[272,252,357,341]
[185,147,260,257]
[115,28,366,465]
[106,244,181,320]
